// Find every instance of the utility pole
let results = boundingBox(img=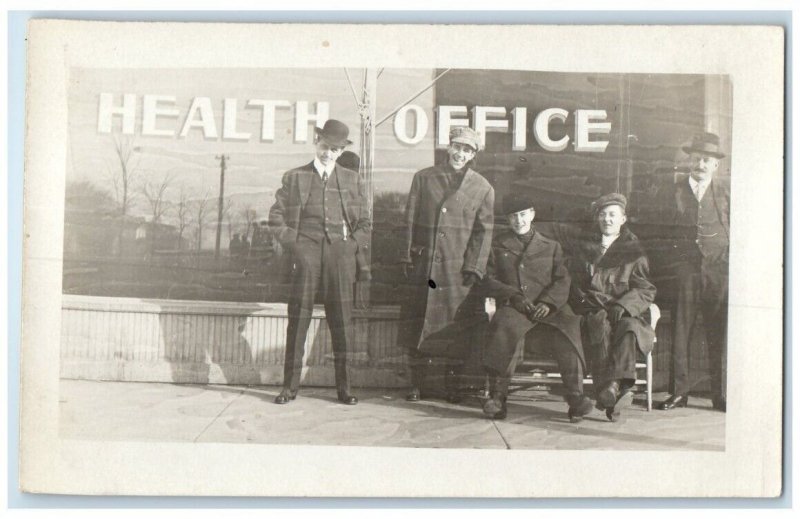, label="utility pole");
[214,154,229,261]
[355,69,377,308]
